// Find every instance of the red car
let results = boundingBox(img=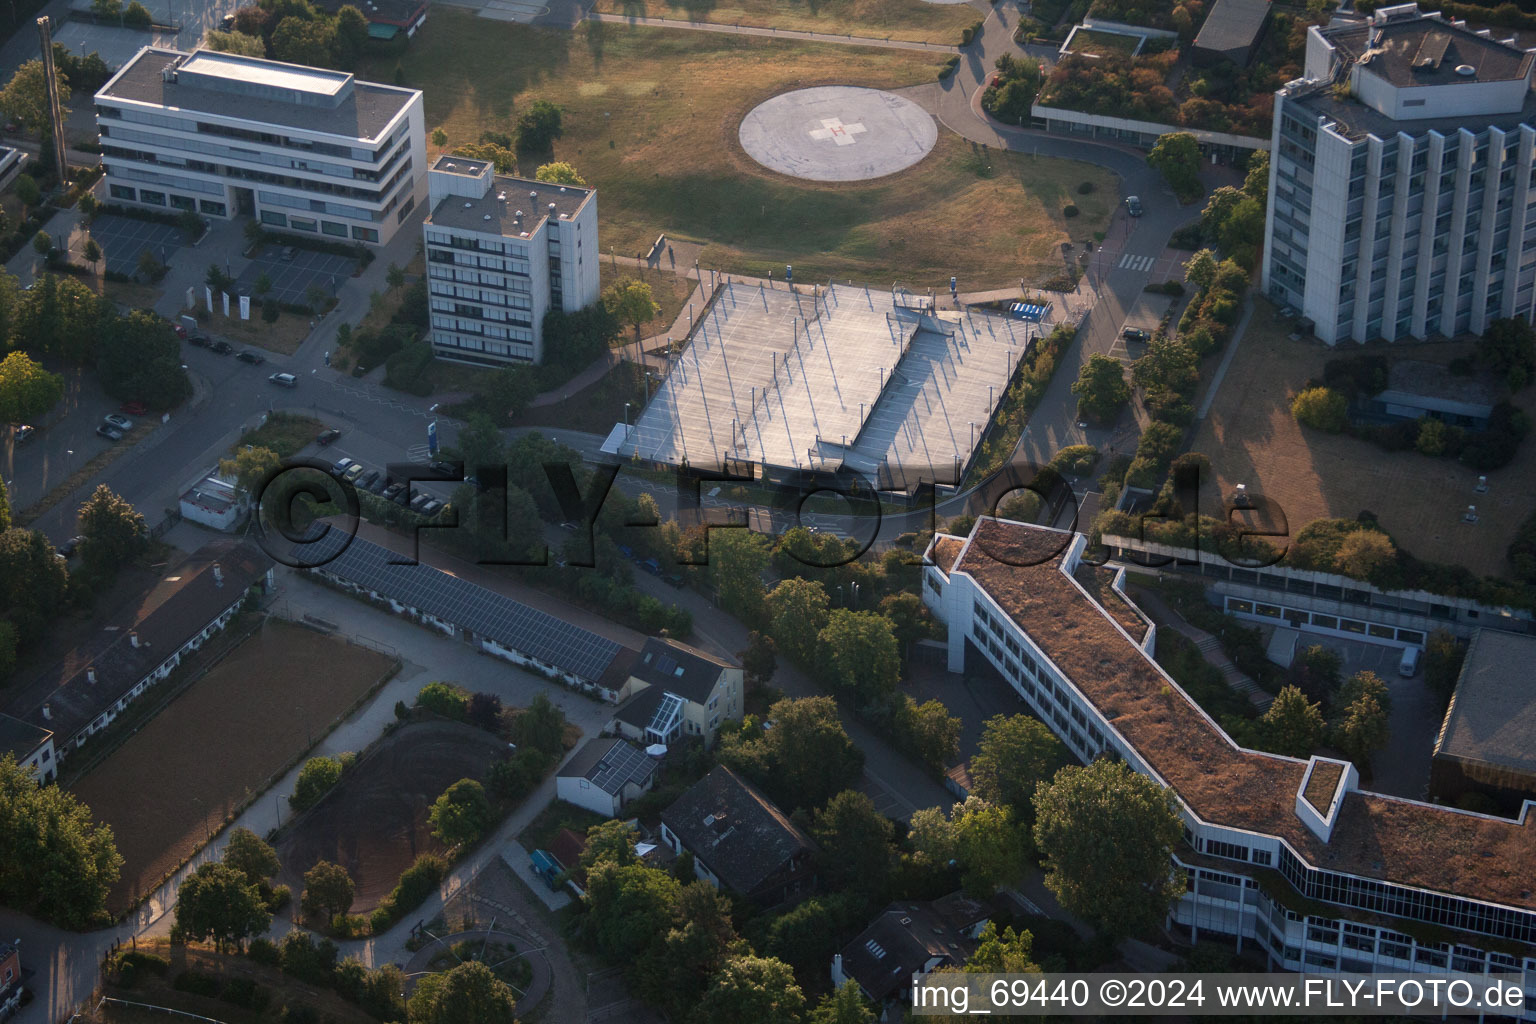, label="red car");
[172,324,187,339]
[120,401,148,416]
